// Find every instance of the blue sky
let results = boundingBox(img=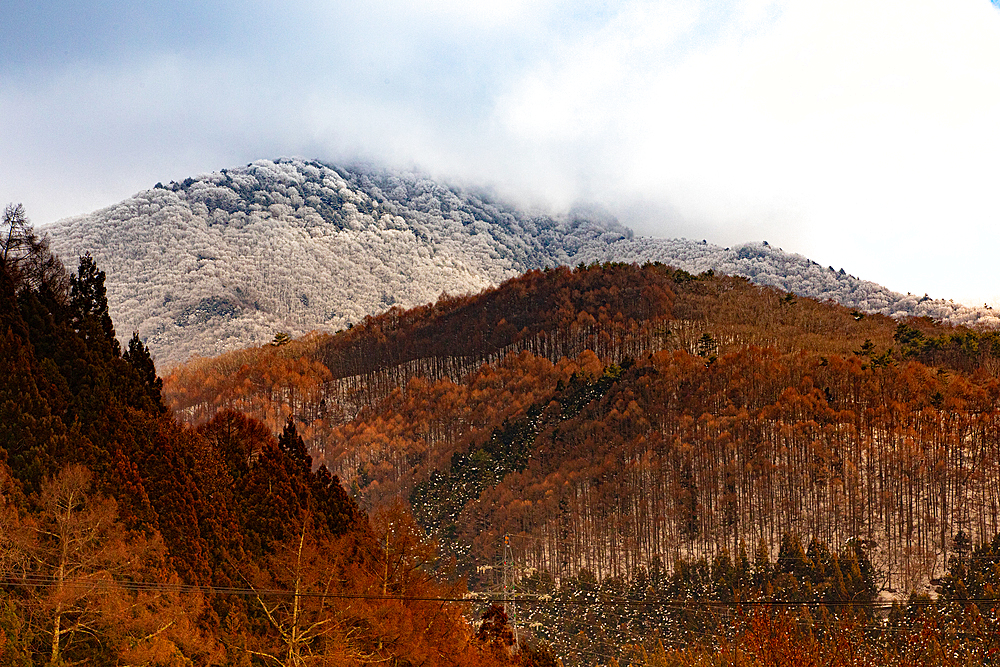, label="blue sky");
[2,0,1000,306]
